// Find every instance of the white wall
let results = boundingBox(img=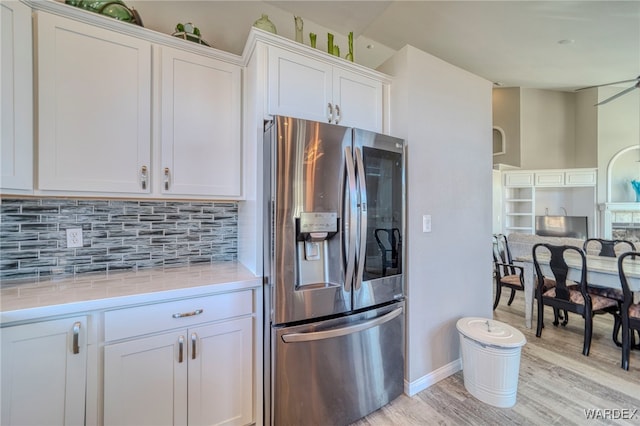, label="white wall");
[520,89,576,169]
[378,45,493,392]
[574,89,599,168]
[492,88,521,168]
[596,86,640,204]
